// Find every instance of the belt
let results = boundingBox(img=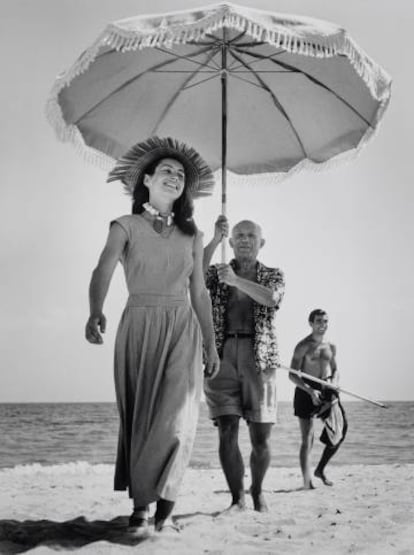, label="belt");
[225,332,254,338]
[127,294,188,307]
